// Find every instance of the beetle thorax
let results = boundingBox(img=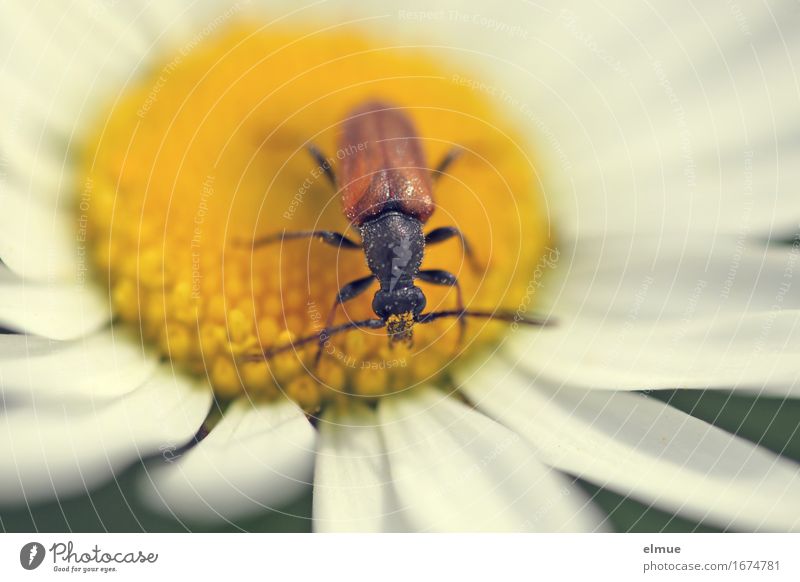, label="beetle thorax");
[359,211,425,290]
